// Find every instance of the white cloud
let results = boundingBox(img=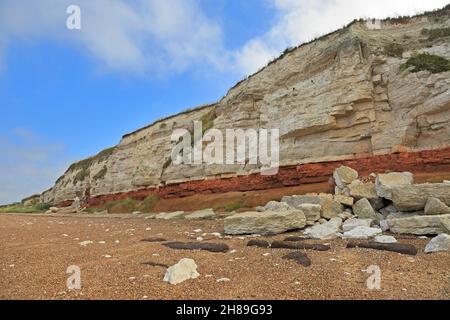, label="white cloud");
[0,0,226,74]
[234,0,450,75]
[0,130,70,205]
